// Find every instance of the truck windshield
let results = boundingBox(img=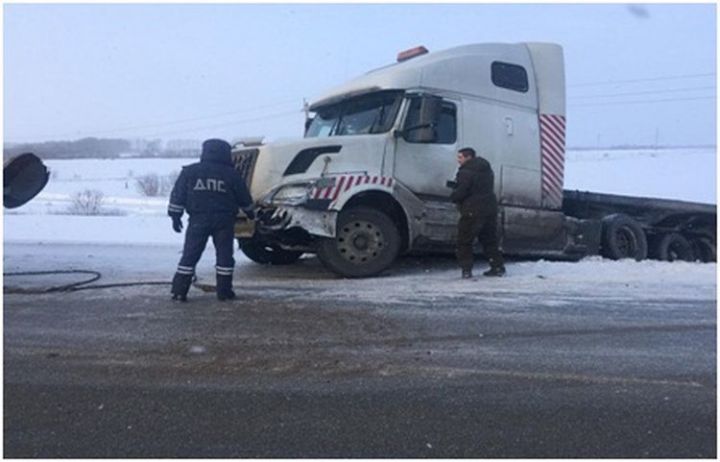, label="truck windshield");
[305,90,403,138]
